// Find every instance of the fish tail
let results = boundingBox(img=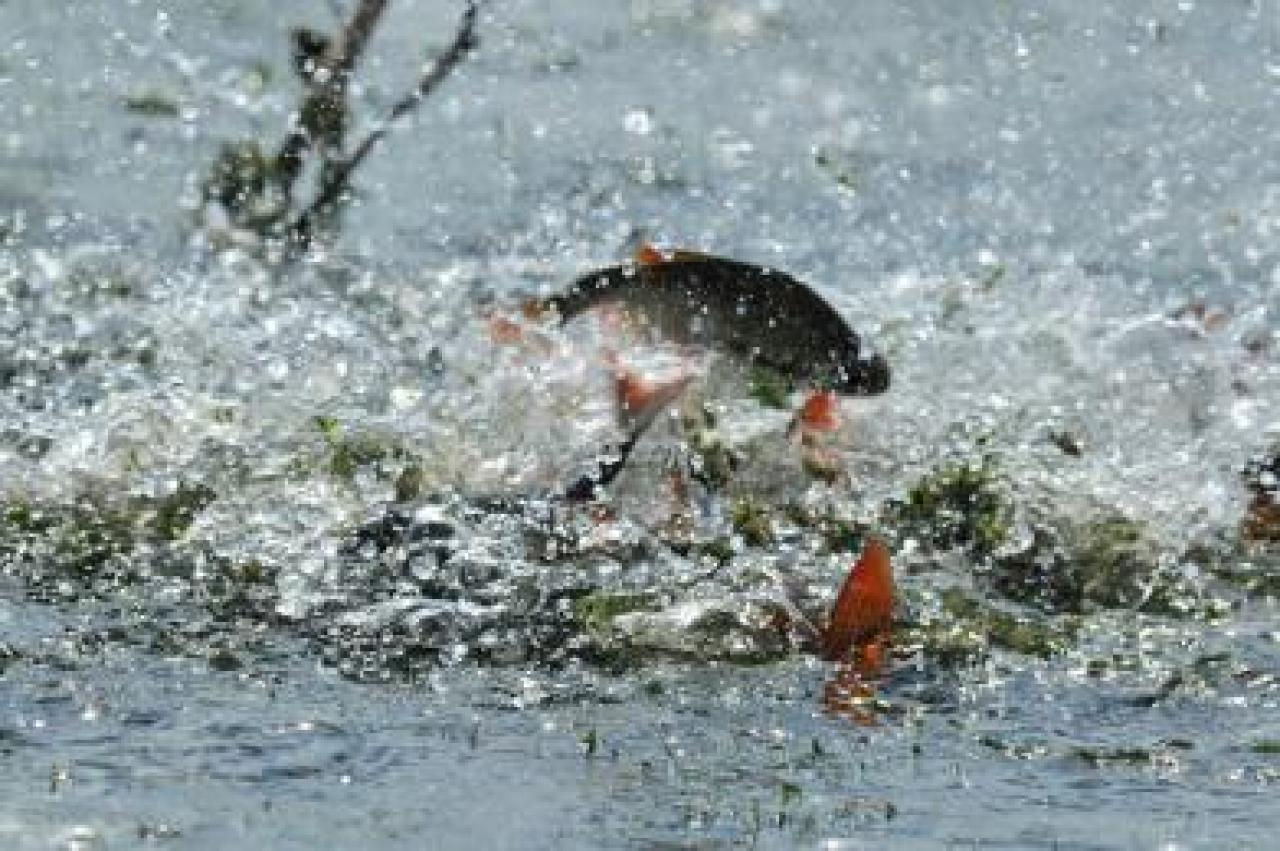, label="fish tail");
[820,536,894,662]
